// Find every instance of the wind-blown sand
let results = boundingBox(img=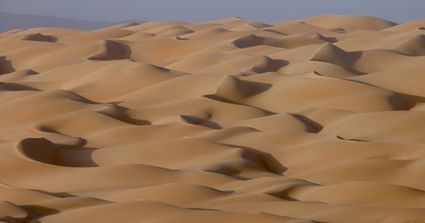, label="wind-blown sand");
[1,14,425,222]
